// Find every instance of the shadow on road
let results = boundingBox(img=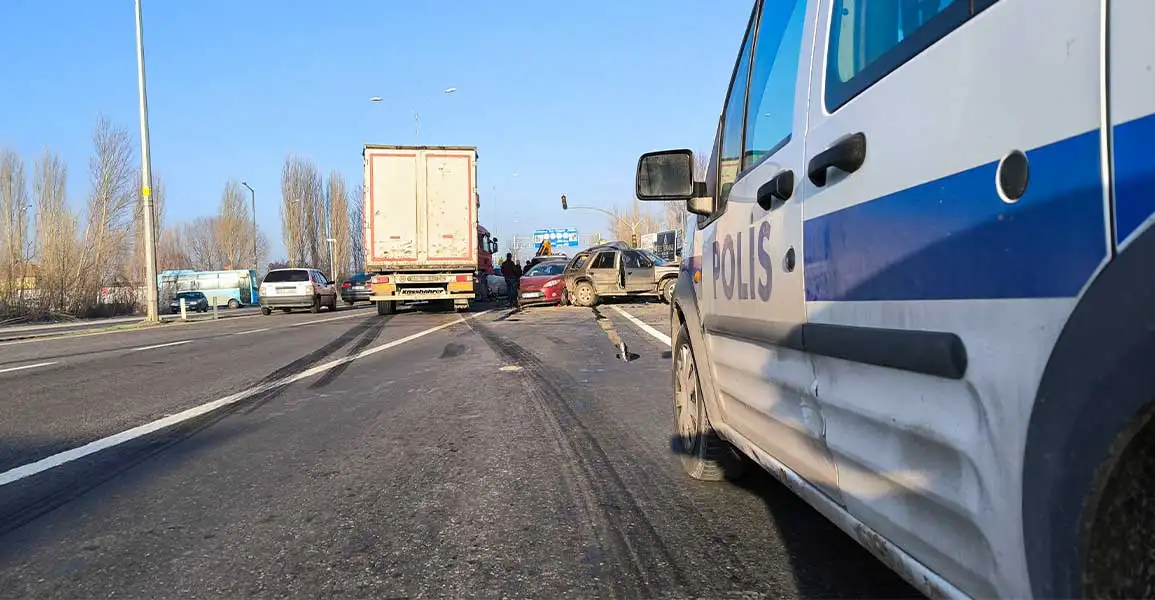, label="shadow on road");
[667,435,922,599]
